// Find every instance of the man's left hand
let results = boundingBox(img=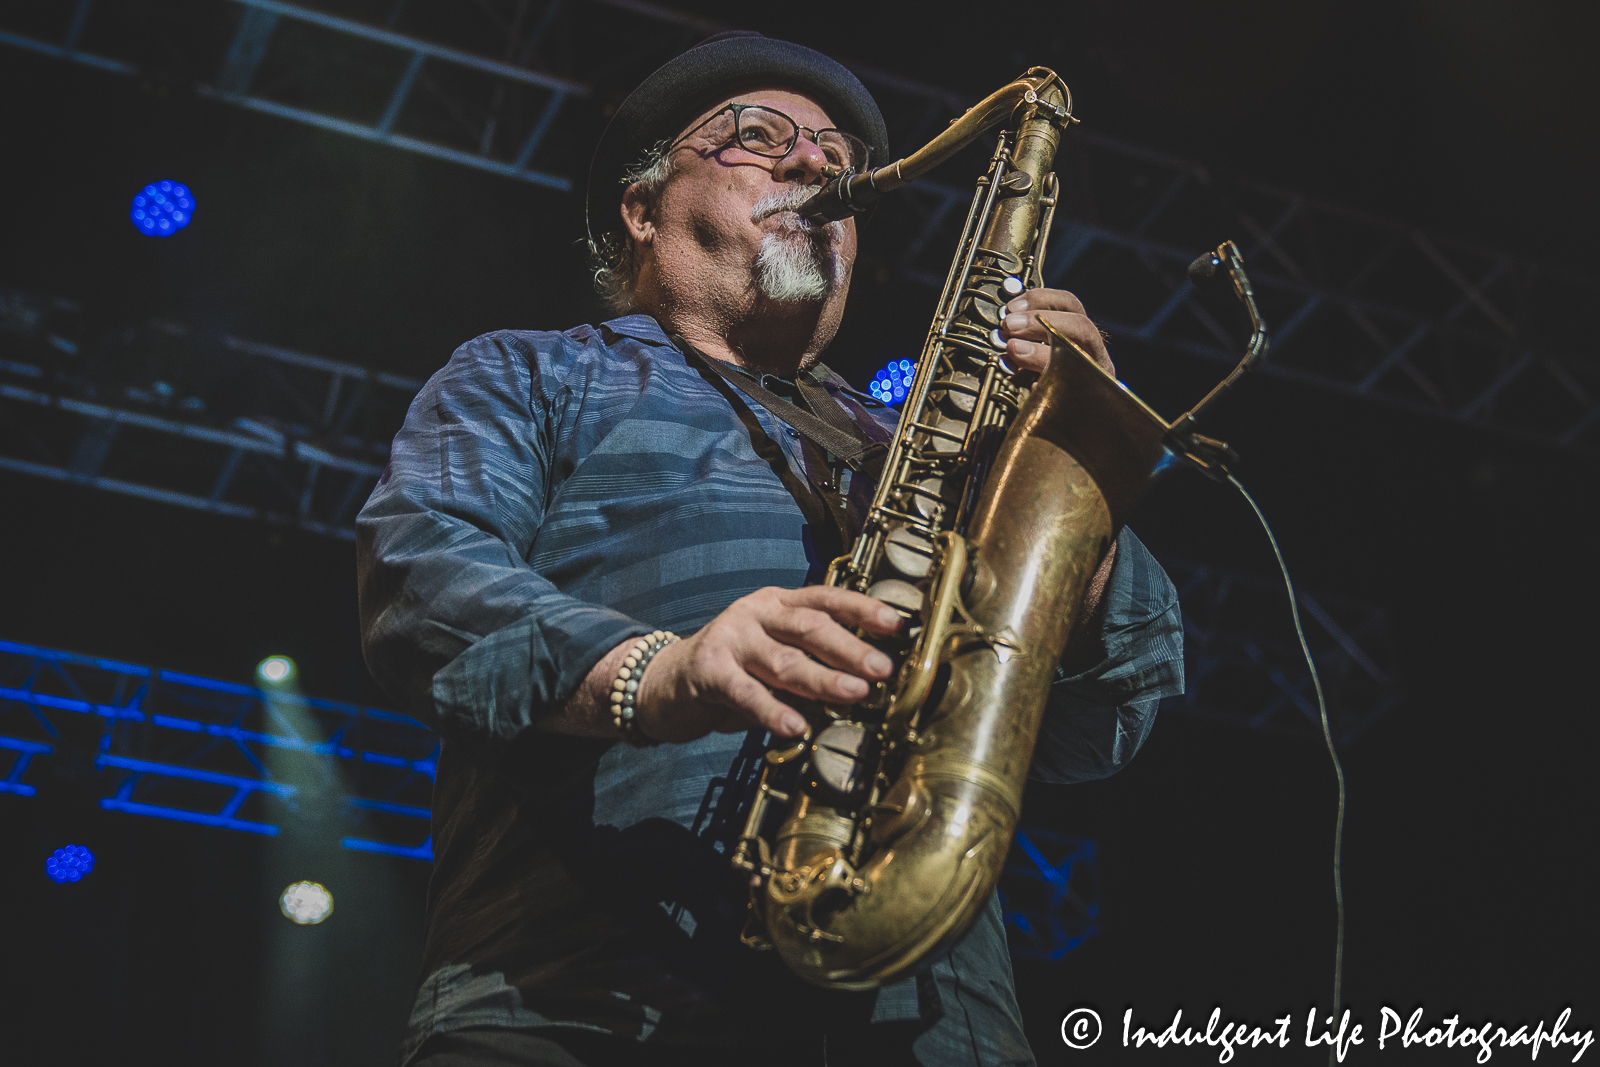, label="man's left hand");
[1000,288,1114,377]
